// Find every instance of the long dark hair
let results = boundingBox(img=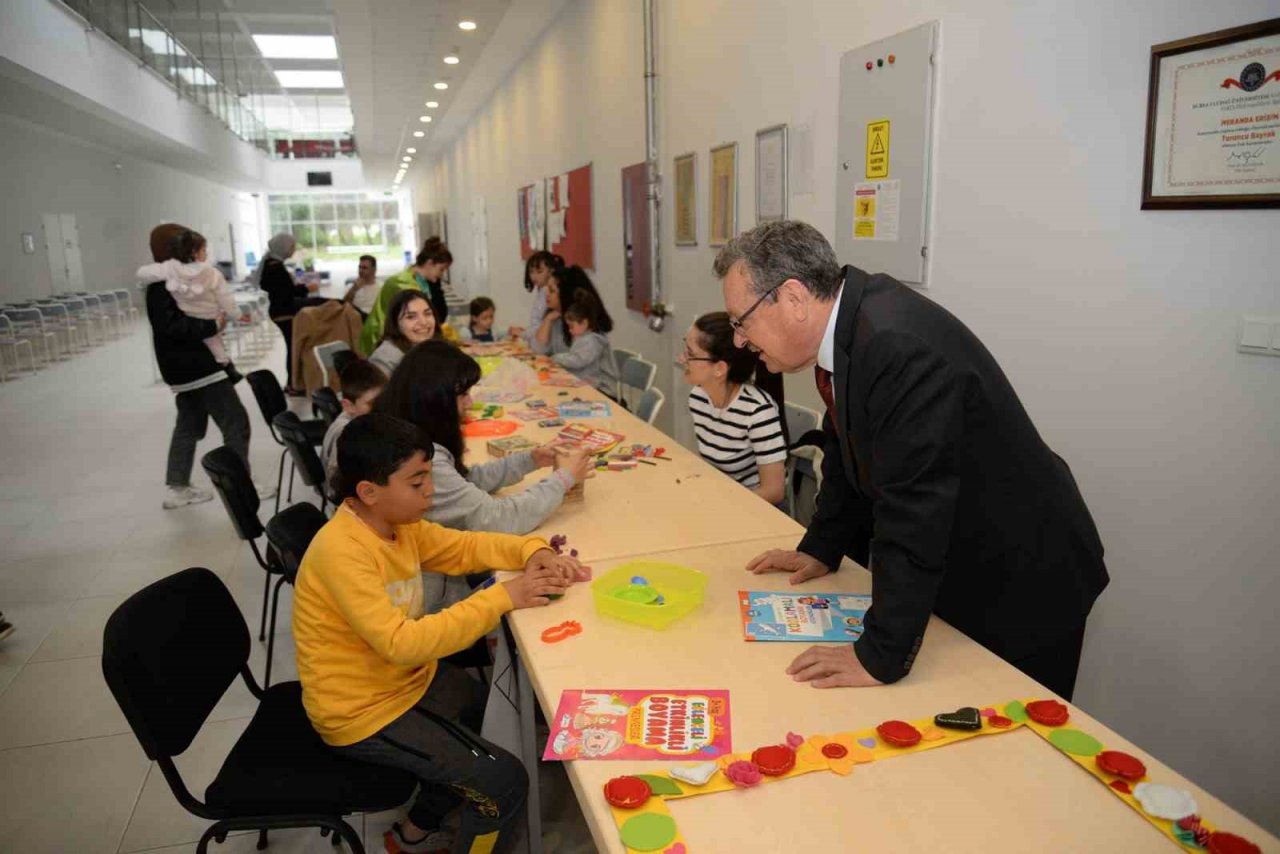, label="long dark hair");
[415,236,453,268]
[693,311,789,444]
[372,340,482,476]
[550,265,612,341]
[381,289,433,353]
[524,250,564,292]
